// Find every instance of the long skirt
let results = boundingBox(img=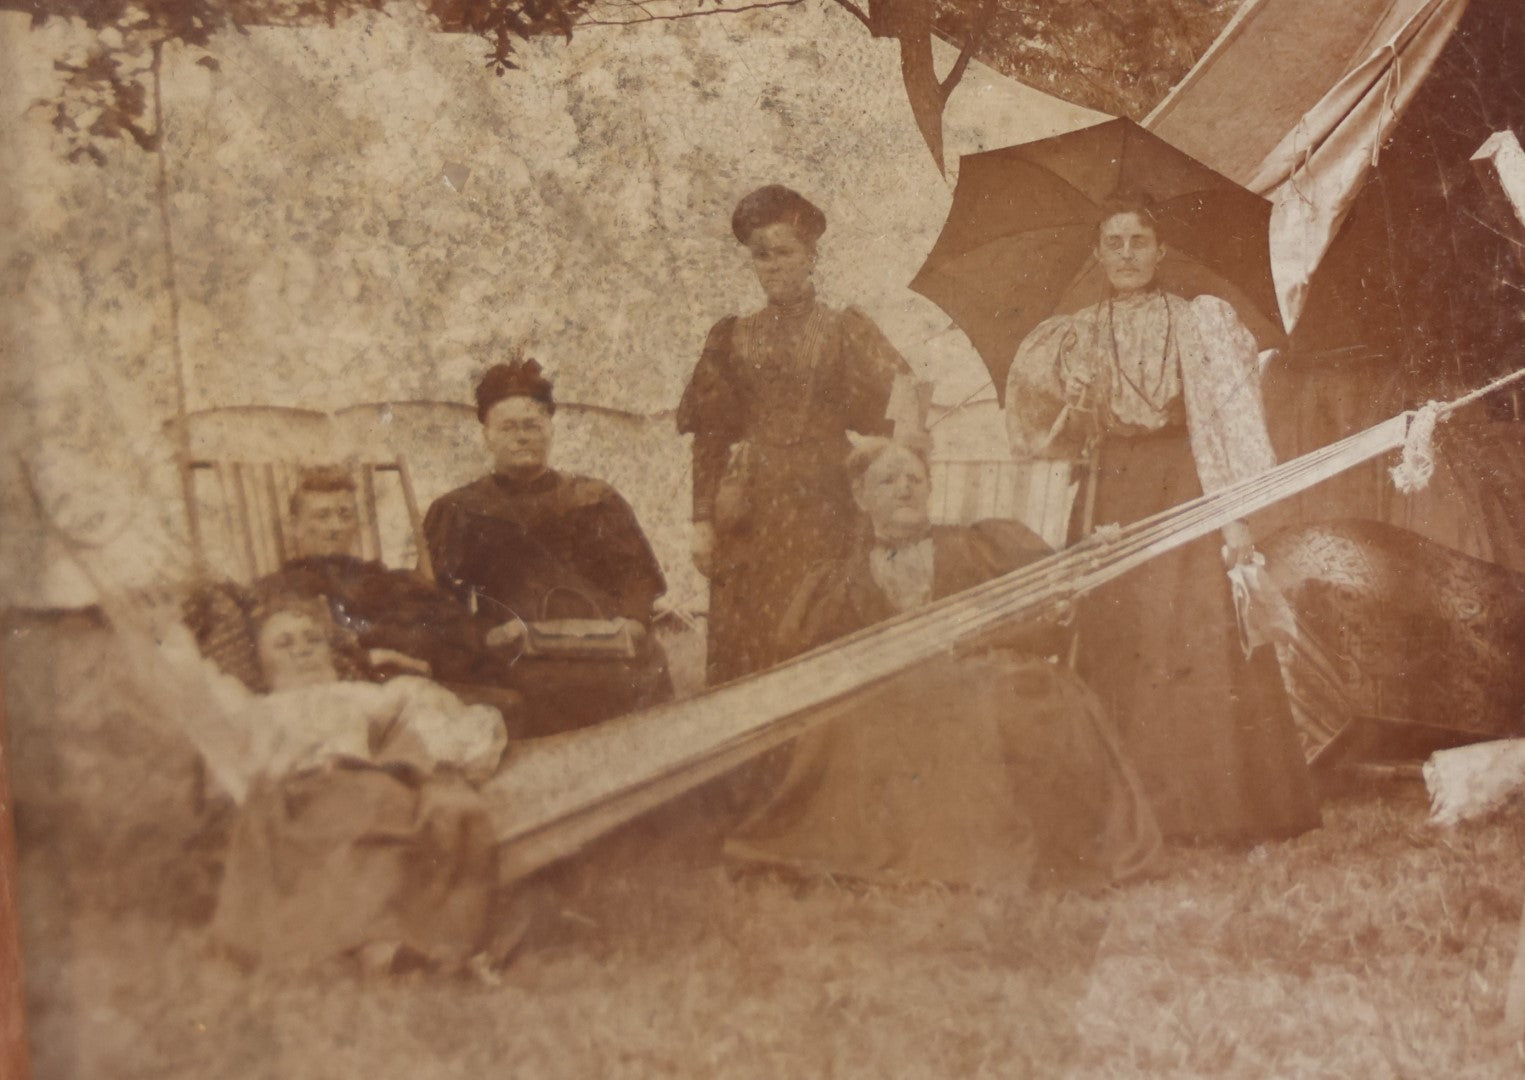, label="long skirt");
[210,762,498,969]
[725,650,1162,891]
[706,446,860,685]
[1075,427,1320,841]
